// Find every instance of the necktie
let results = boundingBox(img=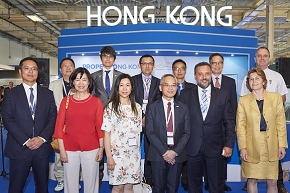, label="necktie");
[200,90,208,117]
[167,102,174,145]
[215,77,221,88]
[29,88,35,115]
[105,70,110,97]
[178,83,183,95]
[144,77,150,100]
